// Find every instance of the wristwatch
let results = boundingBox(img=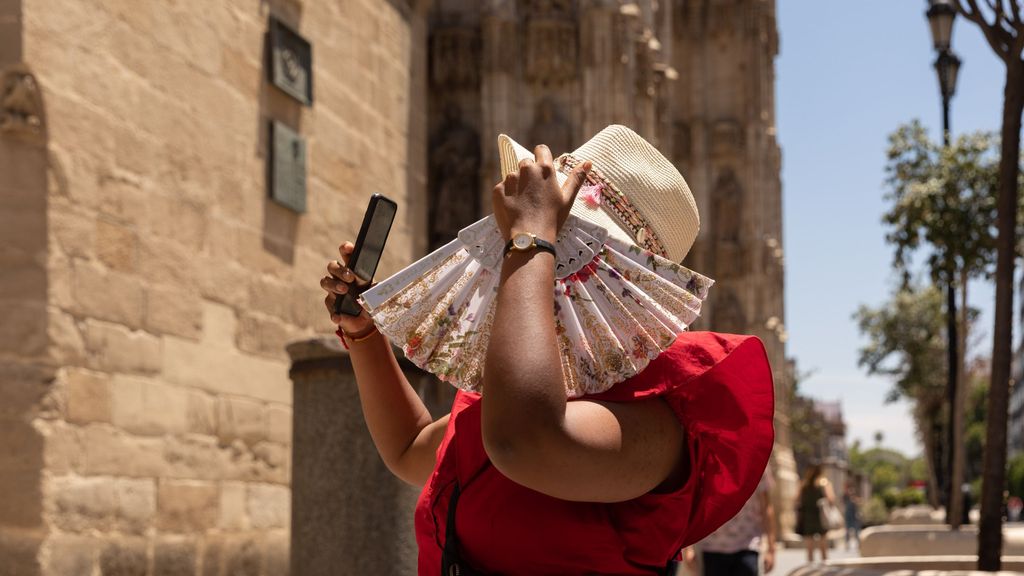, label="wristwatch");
[503,232,557,258]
